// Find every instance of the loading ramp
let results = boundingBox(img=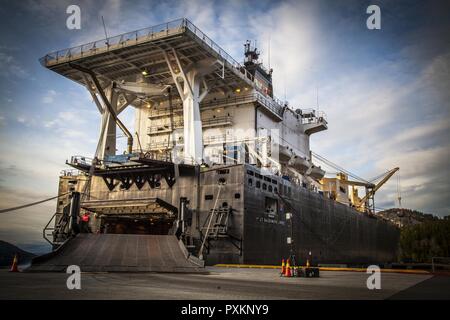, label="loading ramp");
[28,234,204,273]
